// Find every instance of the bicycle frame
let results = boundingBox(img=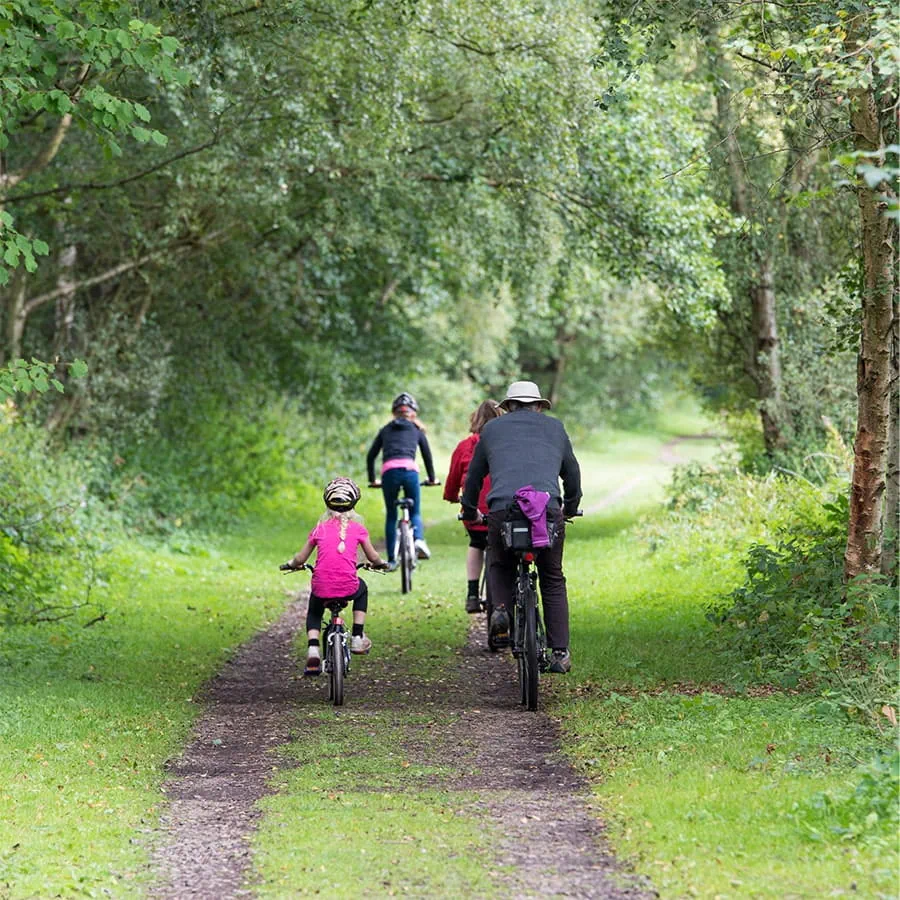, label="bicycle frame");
[395,497,417,594]
[370,480,440,594]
